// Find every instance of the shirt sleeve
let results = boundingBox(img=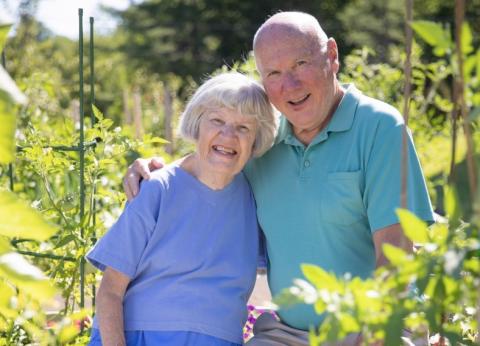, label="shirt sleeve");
[86,178,163,278]
[363,116,434,232]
